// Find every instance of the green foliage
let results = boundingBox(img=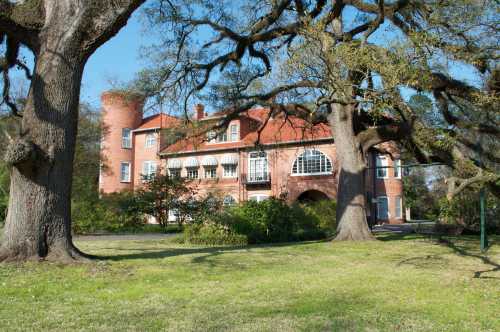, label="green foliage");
[135,172,195,227]
[439,189,500,234]
[403,168,442,220]
[72,192,144,234]
[182,223,247,246]
[300,200,337,236]
[218,198,335,244]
